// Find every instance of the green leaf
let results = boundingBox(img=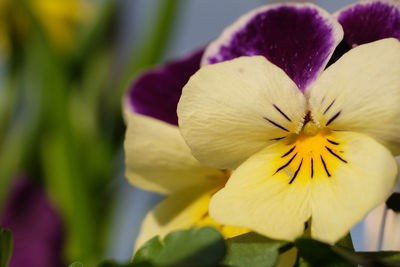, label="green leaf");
[133,227,226,266]
[69,263,84,267]
[357,251,400,264]
[98,260,153,267]
[295,237,353,267]
[132,236,163,264]
[295,237,400,267]
[155,227,226,266]
[0,227,13,267]
[386,193,400,212]
[109,0,184,127]
[224,232,288,267]
[71,0,117,65]
[352,251,400,266]
[295,257,312,267]
[335,233,355,252]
